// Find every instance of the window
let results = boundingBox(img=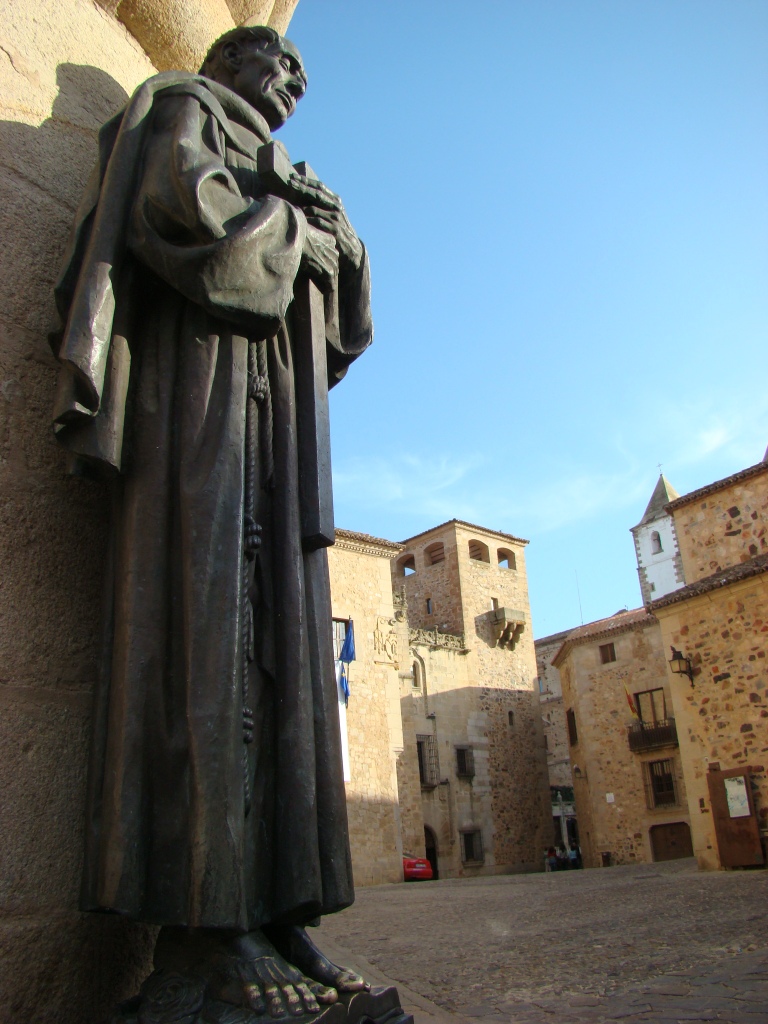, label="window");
[412,660,422,690]
[397,554,416,576]
[426,597,433,615]
[636,688,666,724]
[455,746,475,778]
[424,541,445,565]
[497,548,516,570]
[566,708,578,746]
[331,618,348,661]
[508,710,515,728]
[468,539,490,562]
[460,829,484,863]
[599,642,617,664]
[651,531,663,554]
[543,733,549,751]
[644,759,678,808]
[416,734,439,787]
